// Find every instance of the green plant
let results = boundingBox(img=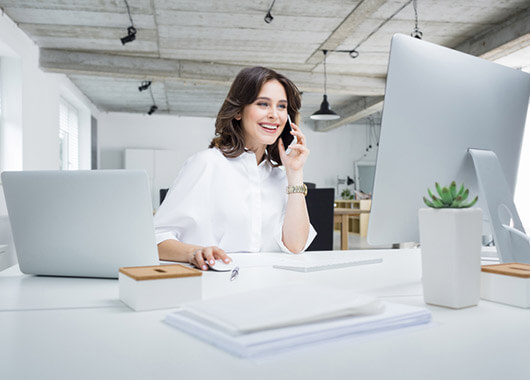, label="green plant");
[341,189,354,200]
[423,181,478,208]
